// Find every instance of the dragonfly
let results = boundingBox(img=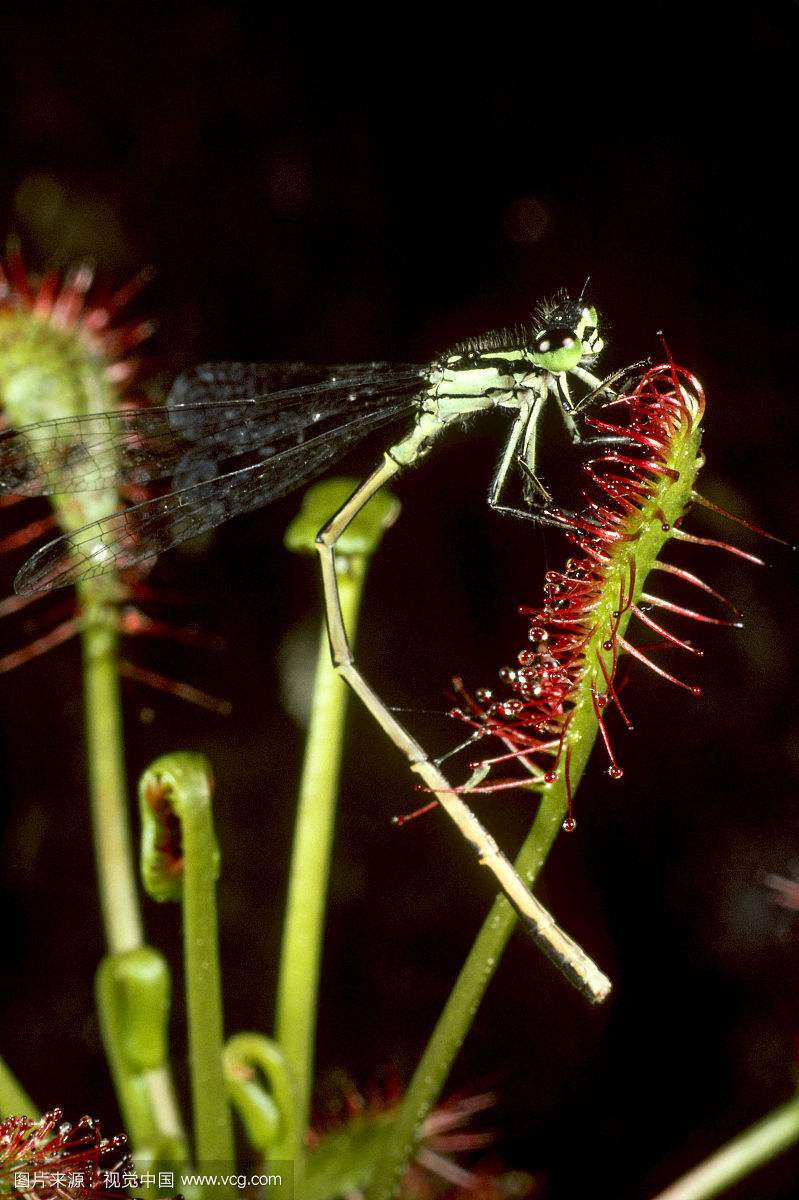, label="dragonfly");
[0,291,624,1002]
